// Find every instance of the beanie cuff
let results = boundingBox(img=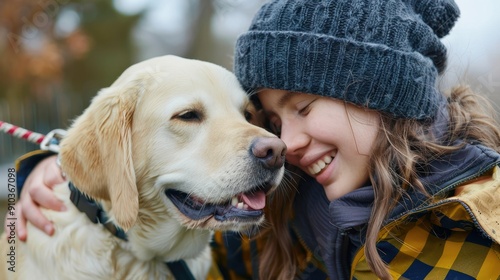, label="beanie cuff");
[234,31,440,119]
